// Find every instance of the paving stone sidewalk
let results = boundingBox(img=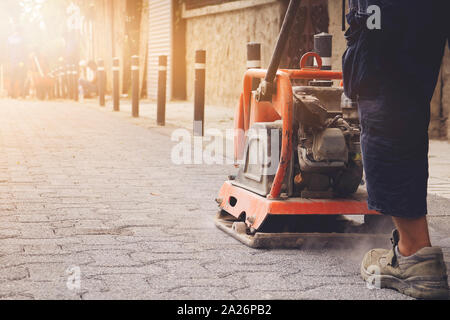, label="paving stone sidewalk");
[0,99,448,300]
